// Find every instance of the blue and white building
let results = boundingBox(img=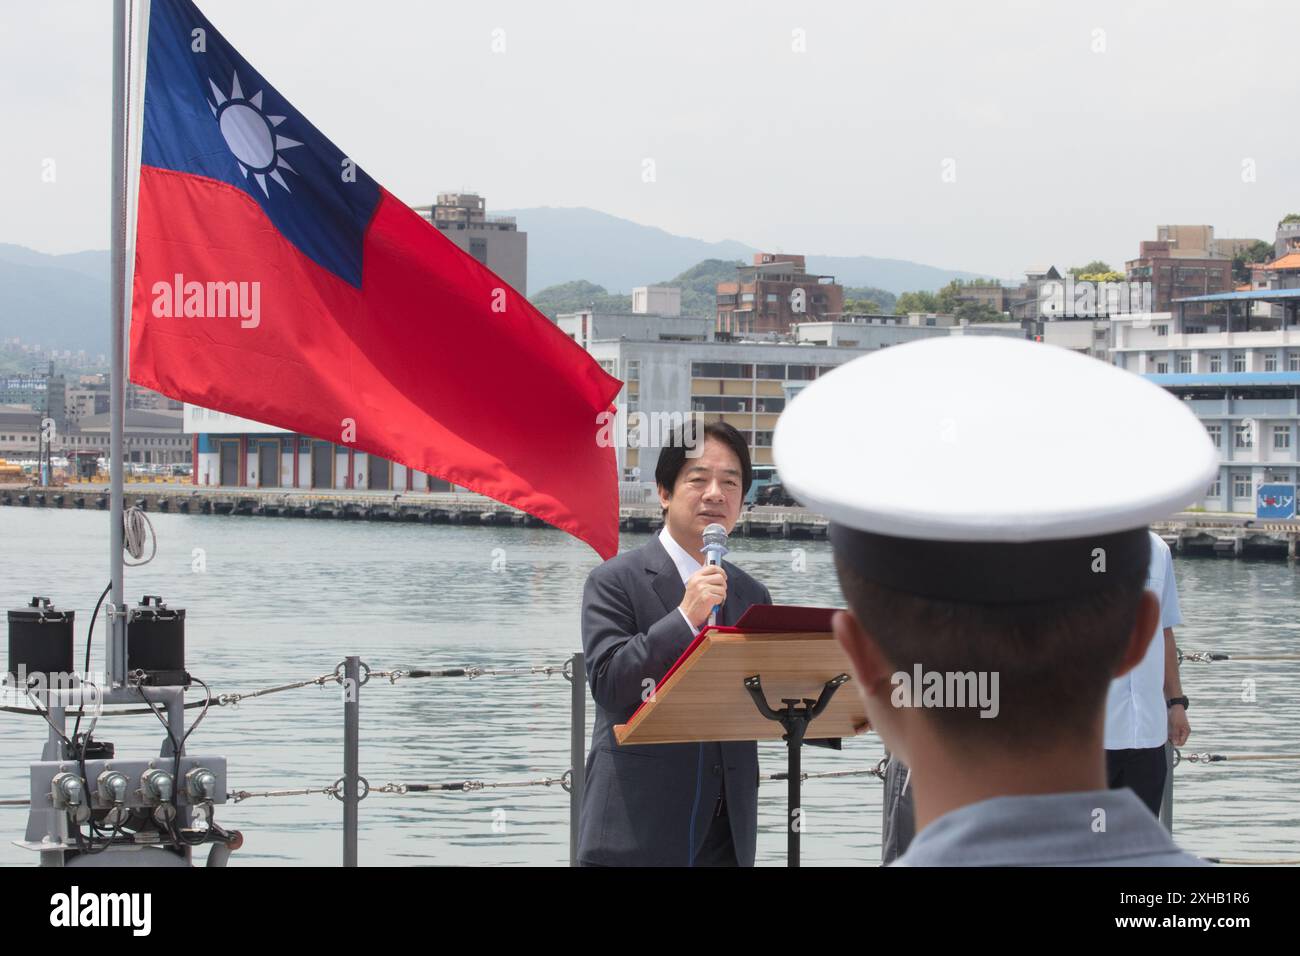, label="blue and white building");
[1108,290,1300,513]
